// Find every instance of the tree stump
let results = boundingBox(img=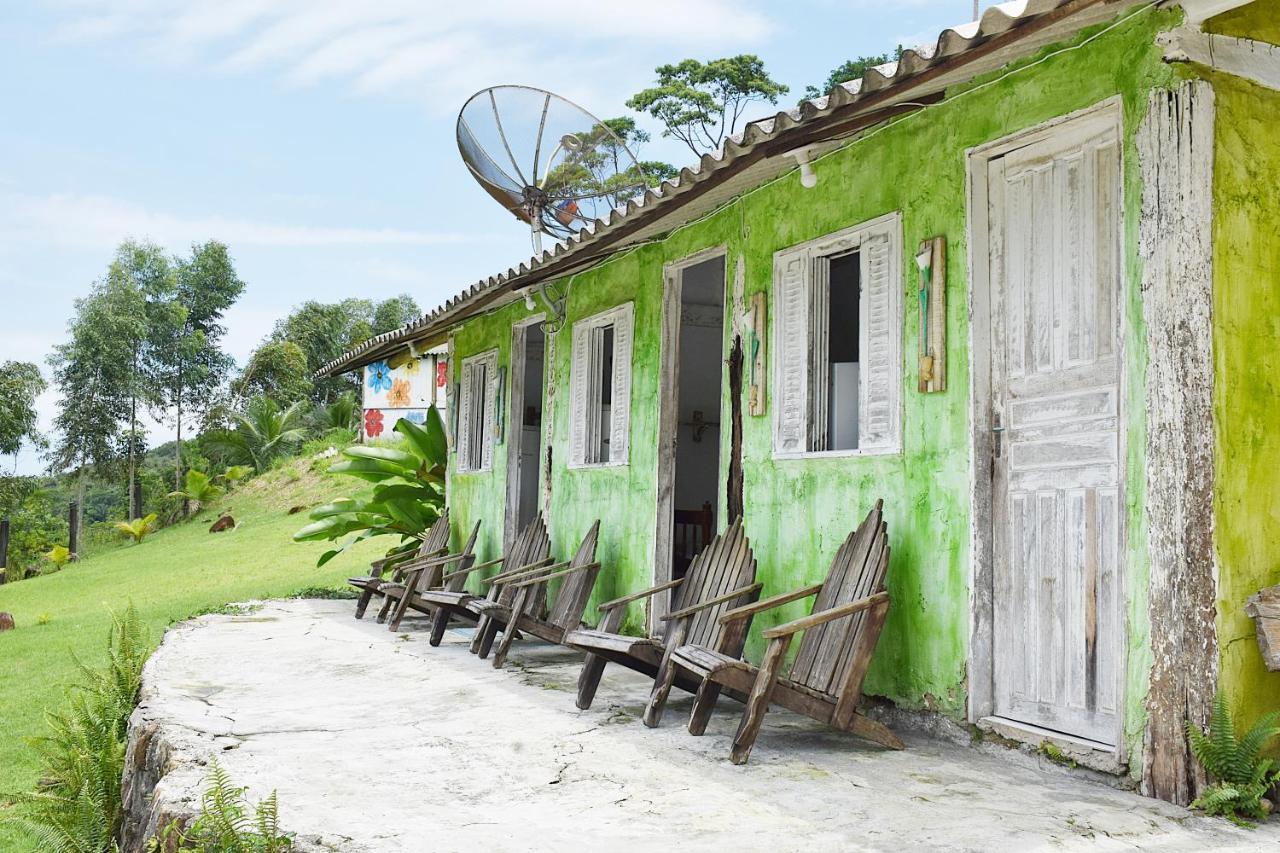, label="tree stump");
[0,613,15,631]
[209,515,235,533]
